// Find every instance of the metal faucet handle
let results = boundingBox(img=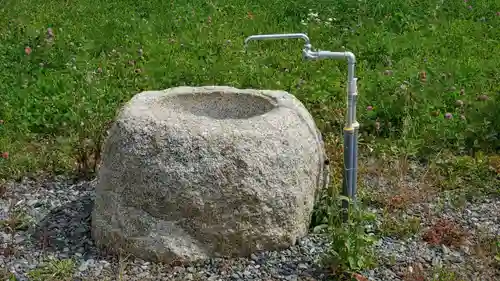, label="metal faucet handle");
[302,48,316,60]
